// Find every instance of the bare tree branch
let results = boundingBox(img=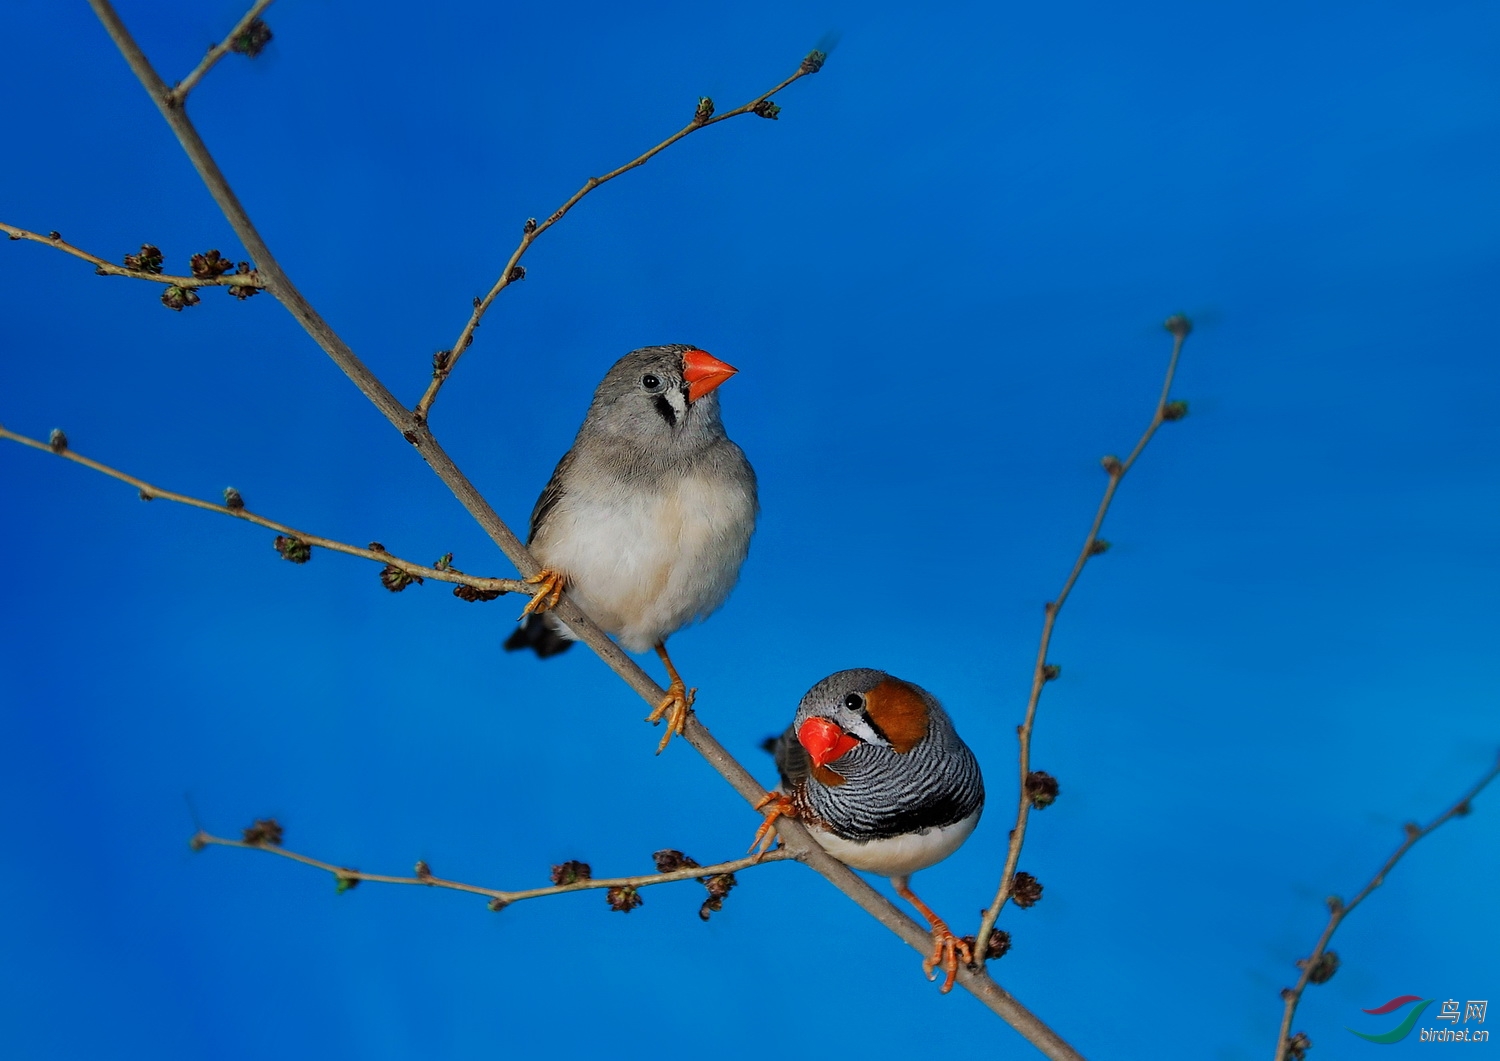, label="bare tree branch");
[0,425,529,597]
[79,6,1082,1054]
[973,317,1191,961]
[0,223,263,291]
[413,57,825,422]
[168,0,277,104]
[1272,753,1500,1061]
[192,827,791,909]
